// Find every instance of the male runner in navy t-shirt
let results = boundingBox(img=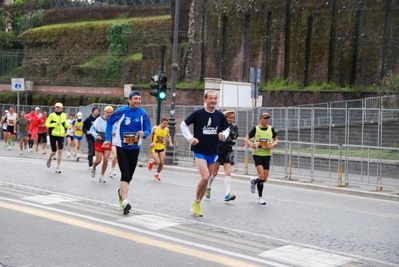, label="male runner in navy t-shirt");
[180,90,230,217]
